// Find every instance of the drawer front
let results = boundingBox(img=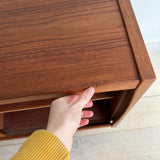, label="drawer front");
[1,99,110,137]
